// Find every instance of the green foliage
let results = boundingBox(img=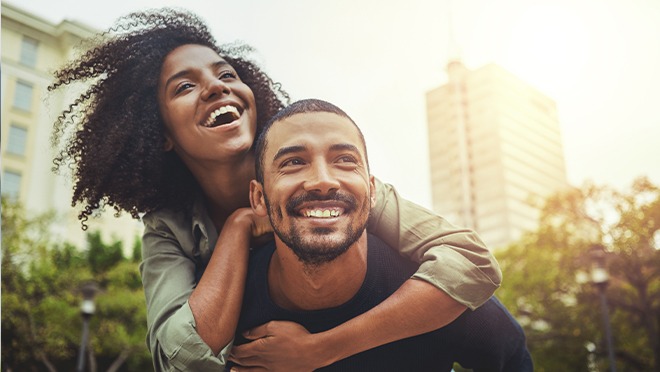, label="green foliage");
[495,177,660,371]
[1,198,153,371]
[87,230,124,273]
[131,236,142,263]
